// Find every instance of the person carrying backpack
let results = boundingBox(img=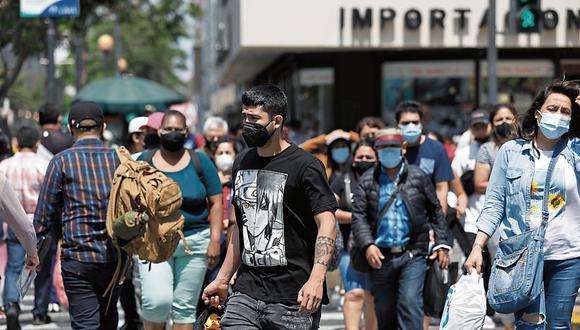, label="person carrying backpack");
[34,101,122,329]
[137,110,223,329]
